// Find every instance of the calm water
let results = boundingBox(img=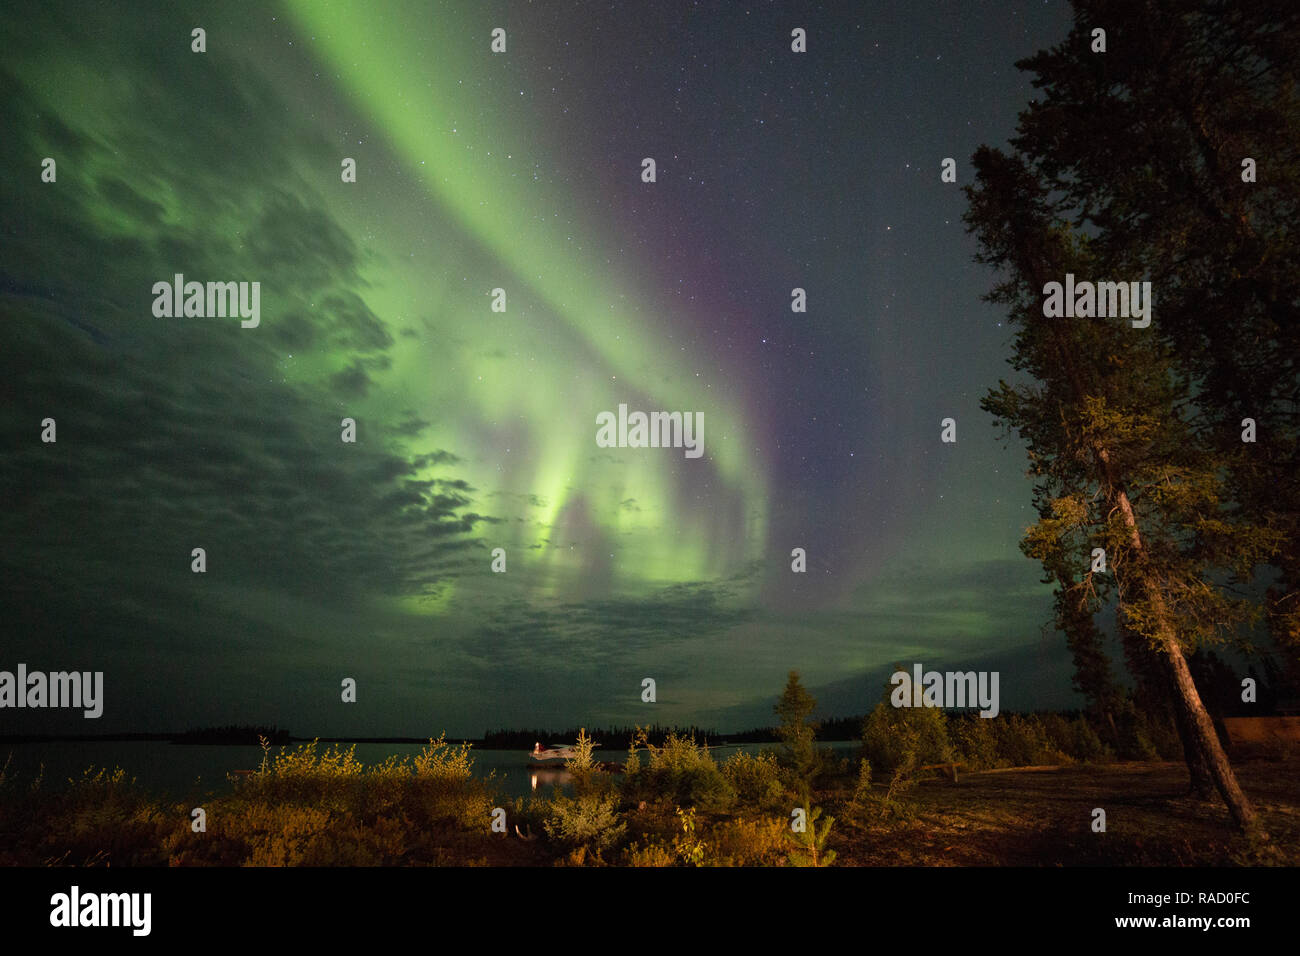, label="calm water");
[1,740,860,802]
